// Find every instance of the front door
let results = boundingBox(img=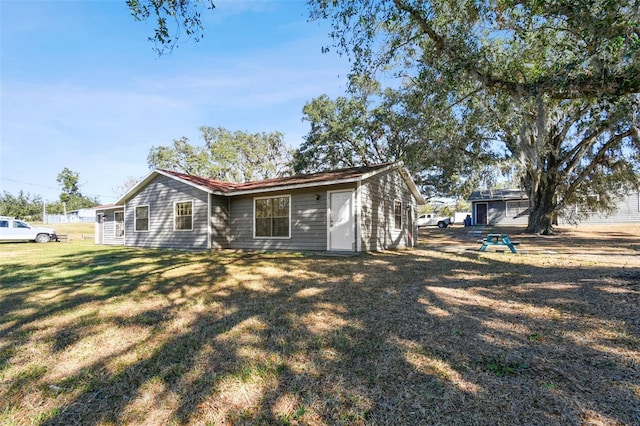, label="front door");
[476,203,488,225]
[328,190,354,251]
[96,214,104,244]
